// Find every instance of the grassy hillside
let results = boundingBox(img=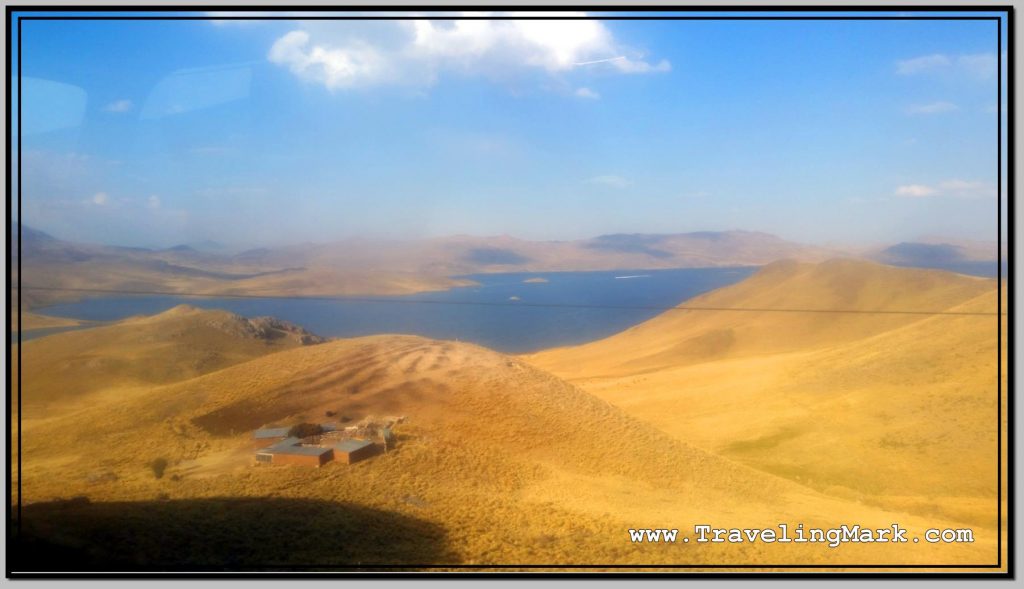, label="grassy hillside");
[527,260,1005,540]
[13,315,999,569]
[14,305,326,413]
[16,311,87,332]
[527,259,996,379]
